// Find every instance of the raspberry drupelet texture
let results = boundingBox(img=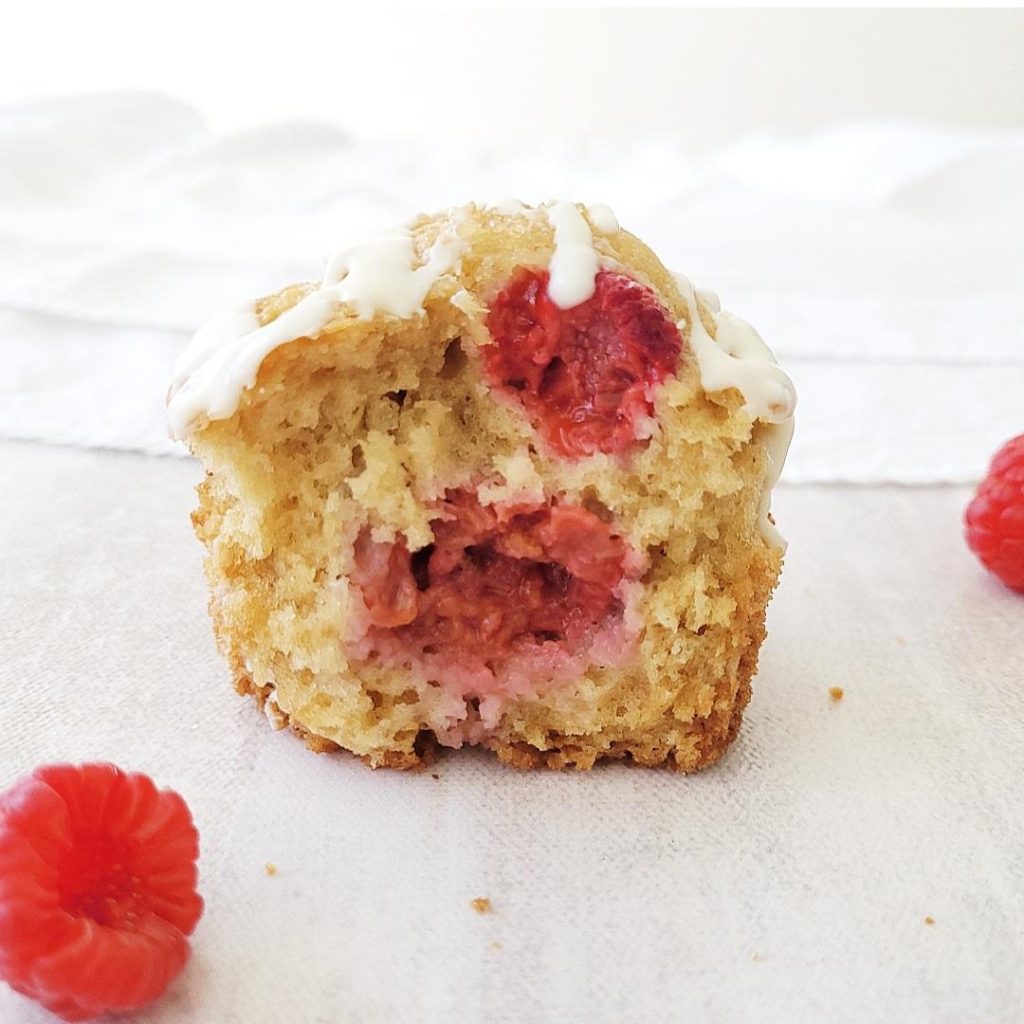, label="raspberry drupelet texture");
[0,763,203,1021]
[484,268,682,458]
[965,433,1024,592]
[351,491,634,693]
